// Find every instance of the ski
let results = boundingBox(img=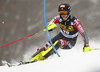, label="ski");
[6,63,16,67]
[6,60,37,67]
